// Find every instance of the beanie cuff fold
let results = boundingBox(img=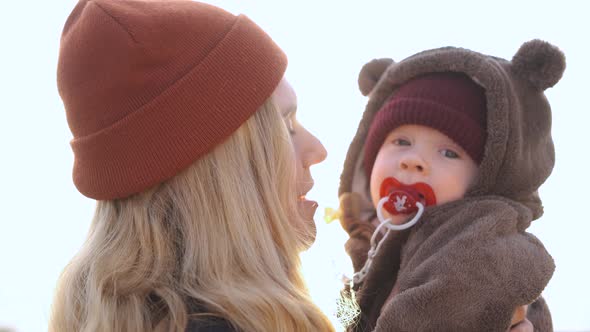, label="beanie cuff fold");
[364,98,486,175]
